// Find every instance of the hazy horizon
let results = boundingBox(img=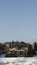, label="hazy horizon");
[0,0,37,43]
